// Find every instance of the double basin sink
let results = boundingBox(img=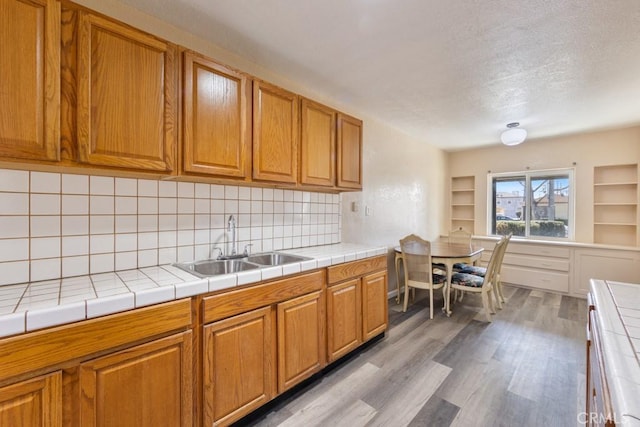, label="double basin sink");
[174,252,312,278]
